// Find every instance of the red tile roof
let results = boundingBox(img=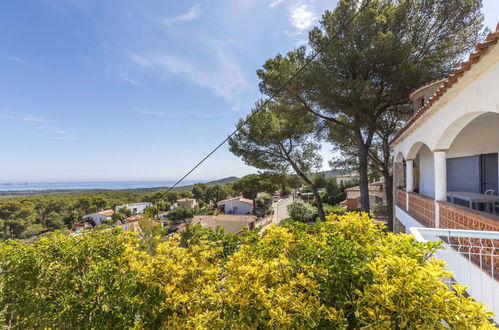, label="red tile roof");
[391,24,499,145]
[98,210,115,216]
